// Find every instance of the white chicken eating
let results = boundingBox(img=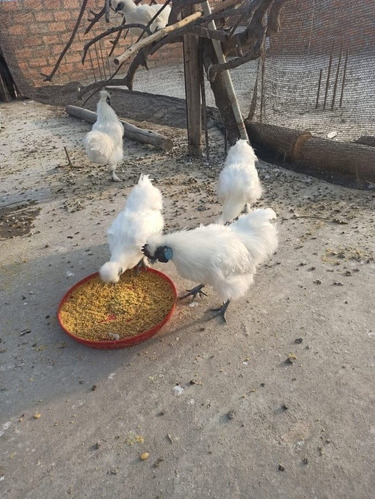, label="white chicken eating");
[111,0,171,36]
[217,139,263,224]
[143,208,278,322]
[84,90,124,182]
[99,174,164,283]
